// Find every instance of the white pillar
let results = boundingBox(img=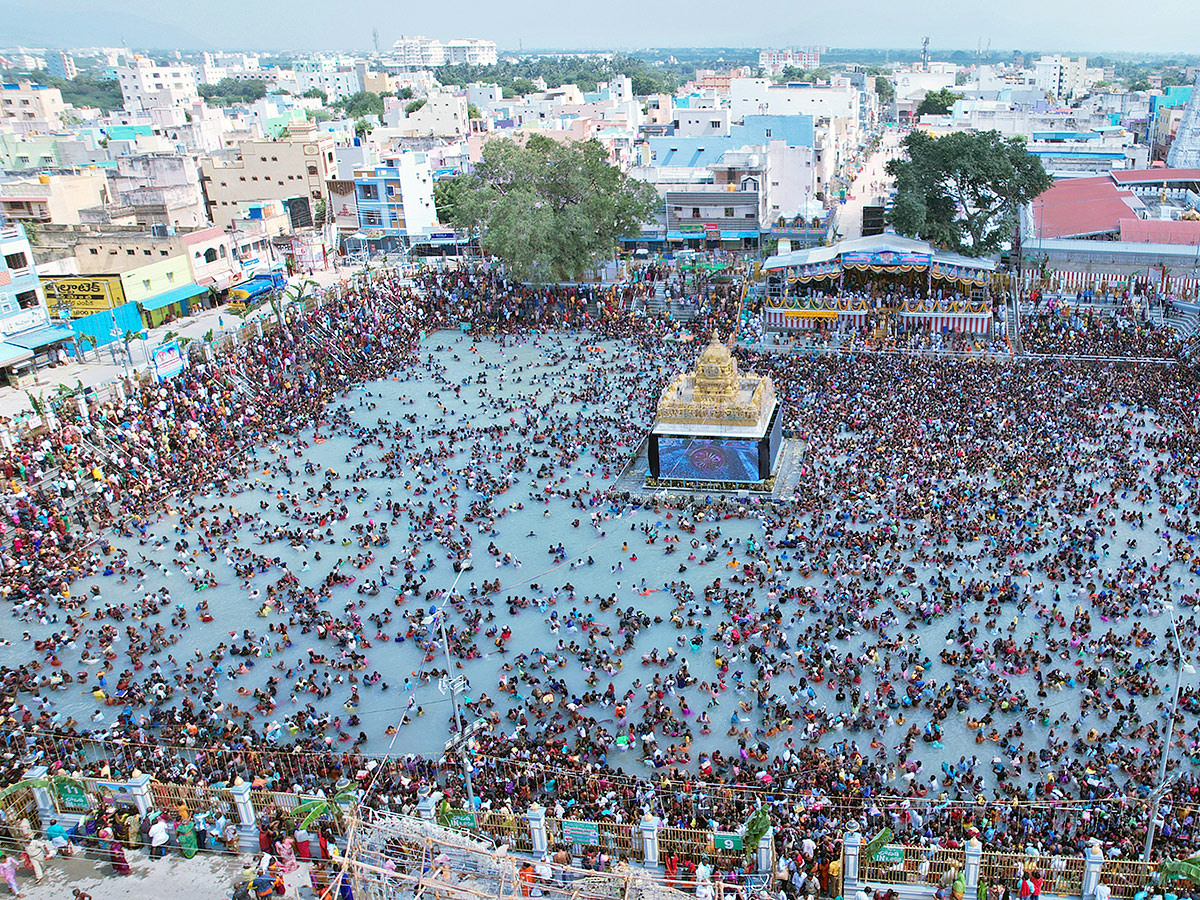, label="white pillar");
[640,813,661,868]
[843,824,863,894]
[528,804,548,855]
[1082,840,1104,900]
